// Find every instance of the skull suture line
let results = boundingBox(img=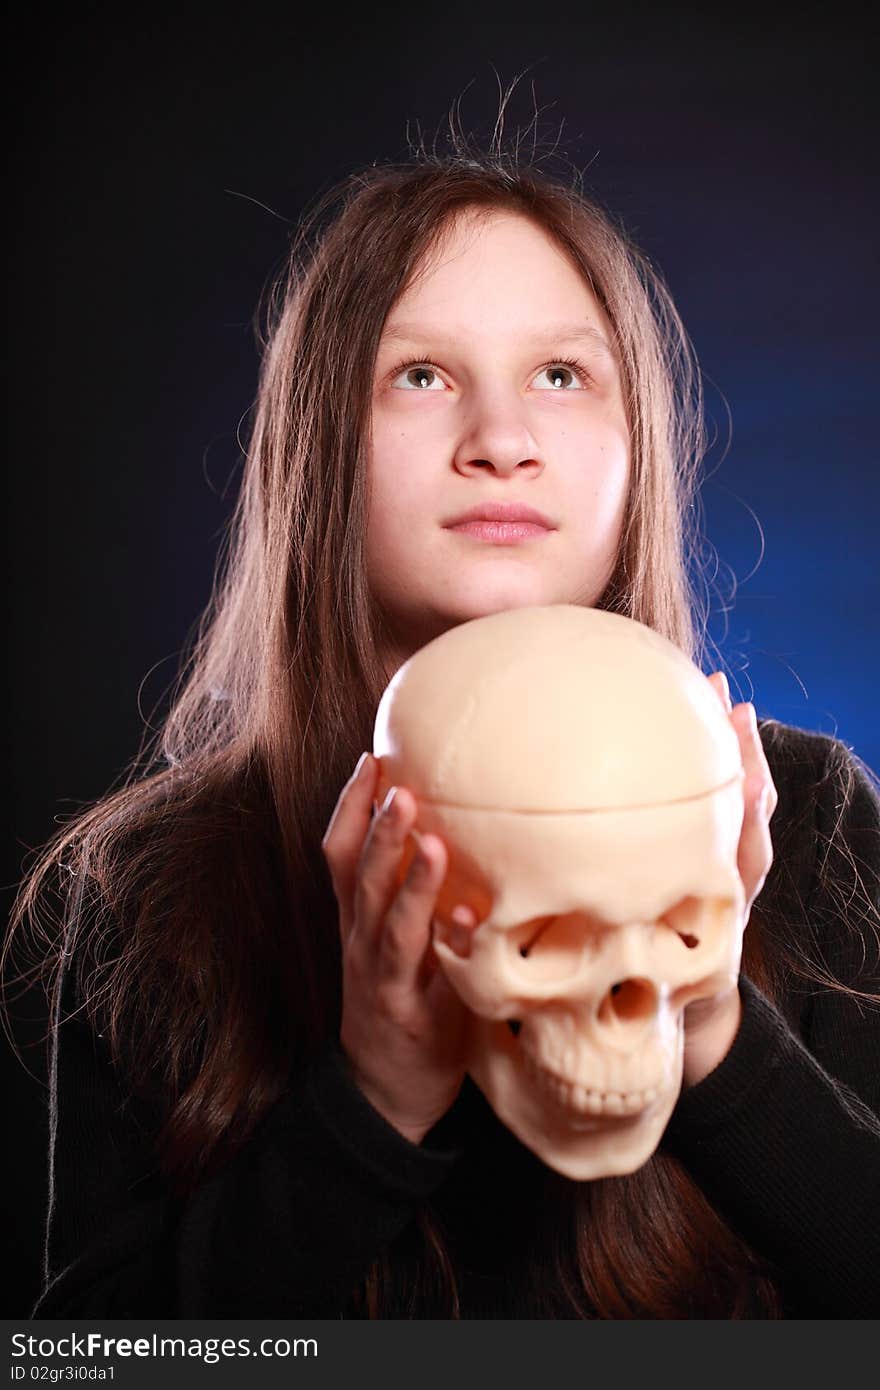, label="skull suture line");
[372,605,746,1180]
